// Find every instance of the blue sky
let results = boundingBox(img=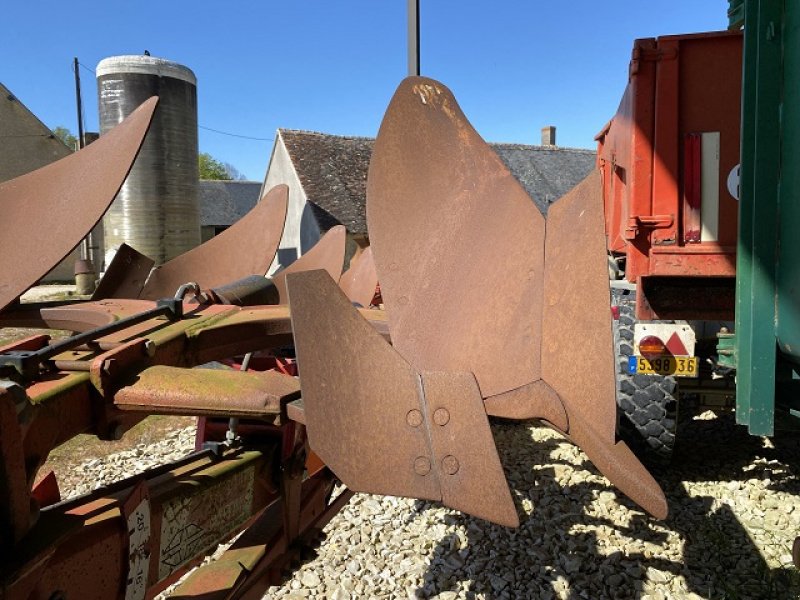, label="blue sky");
[4,1,728,180]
